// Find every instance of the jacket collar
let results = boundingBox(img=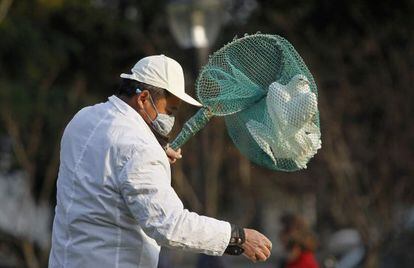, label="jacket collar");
[108,95,140,119]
